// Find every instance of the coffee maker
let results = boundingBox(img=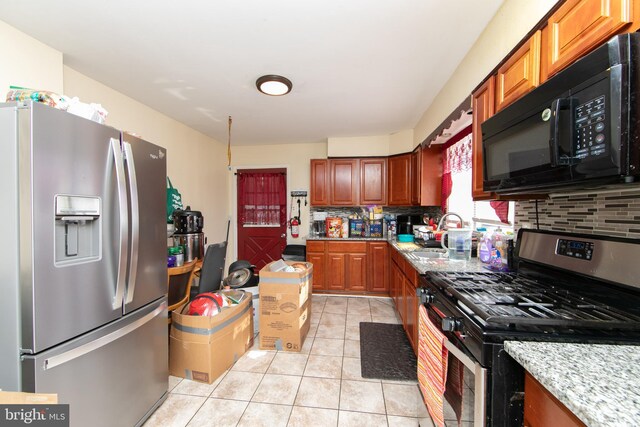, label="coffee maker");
[312,220,326,237]
[172,206,205,262]
[396,214,424,236]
